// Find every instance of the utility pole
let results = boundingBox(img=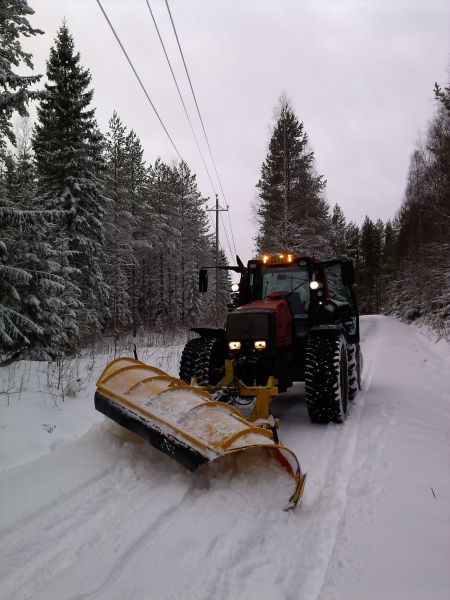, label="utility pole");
[207,194,228,325]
